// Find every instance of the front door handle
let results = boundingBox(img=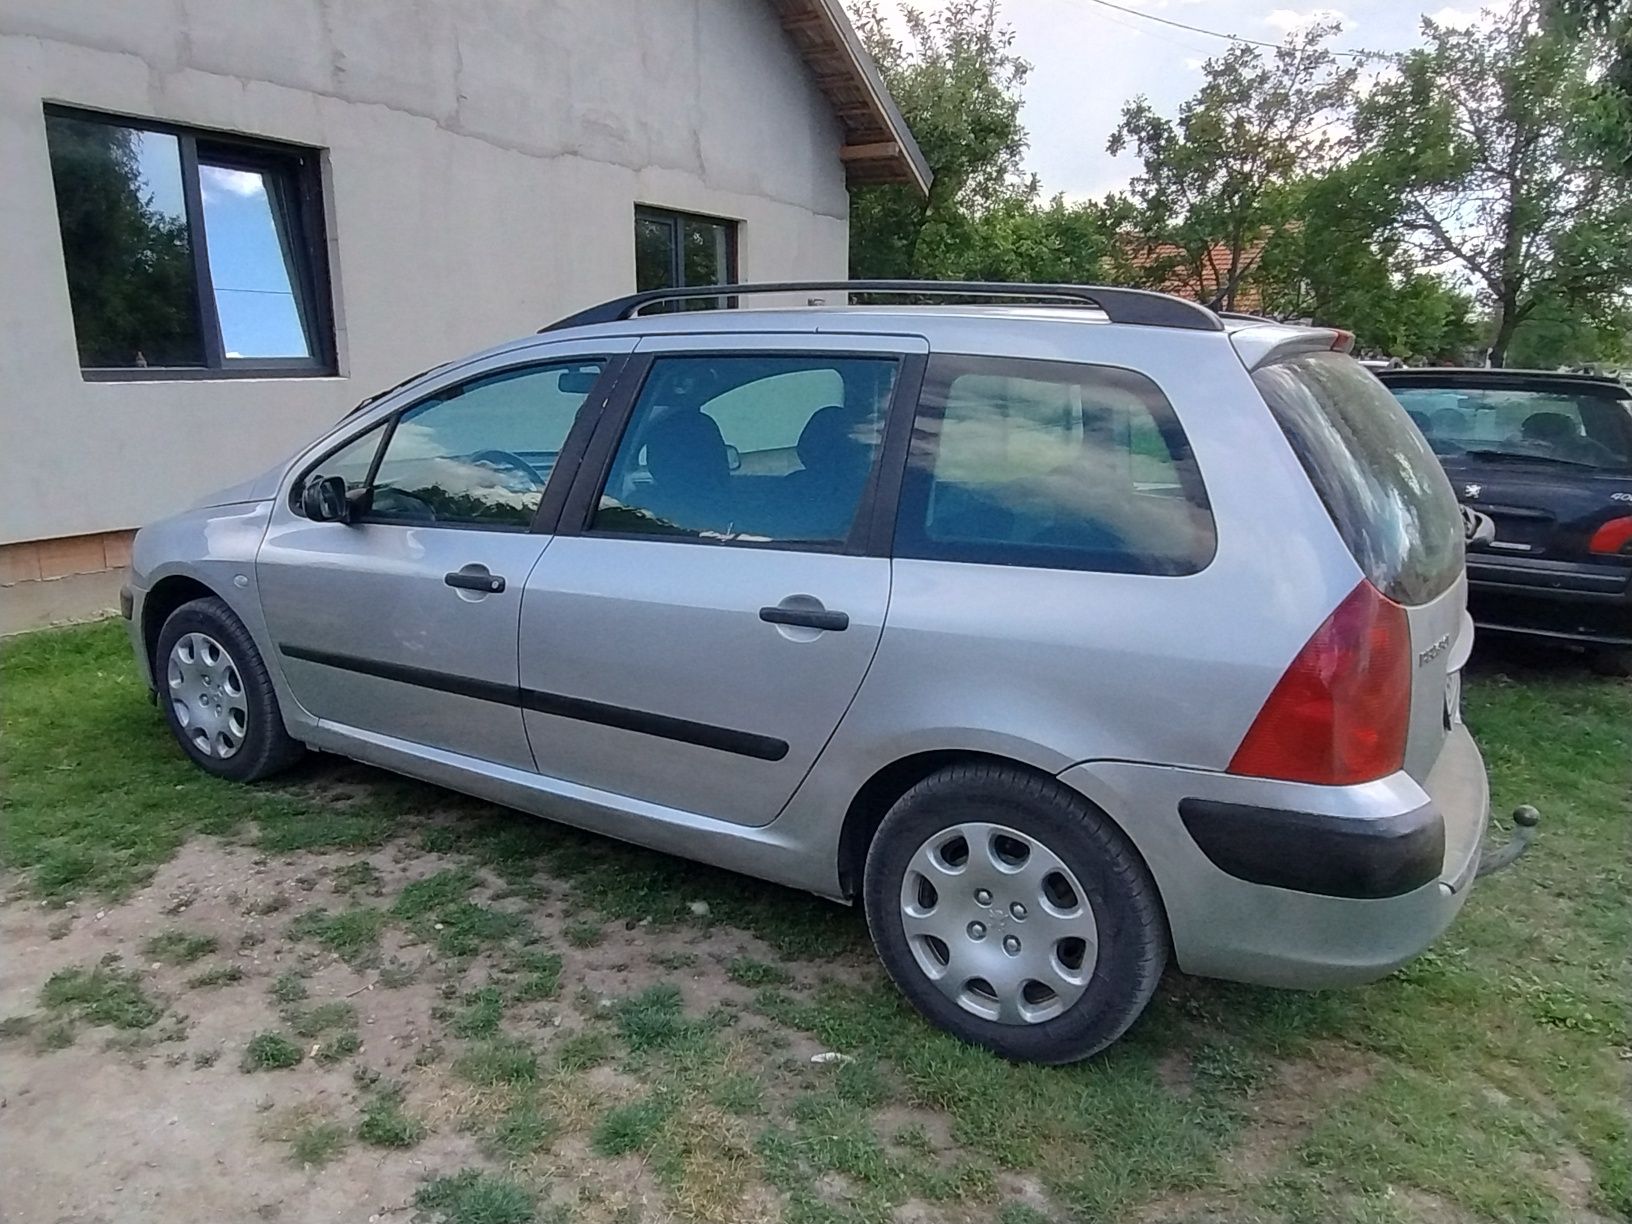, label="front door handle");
[759,605,848,632]
[445,568,505,594]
